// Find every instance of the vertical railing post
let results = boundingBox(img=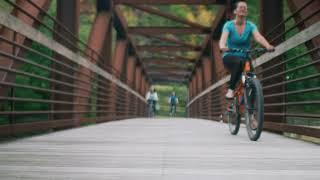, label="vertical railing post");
[202,56,213,119]
[126,56,136,118]
[74,0,112,124]
[53,0,79,125]
[135,66,142,117]
[212,40,226,120]
[144,80,149,117]
[196,66,203,118]
[260,0,285,124]
[188,80,193,117]
[111,37,128,120]
[140,73,146,116]
[191,75,197,117]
